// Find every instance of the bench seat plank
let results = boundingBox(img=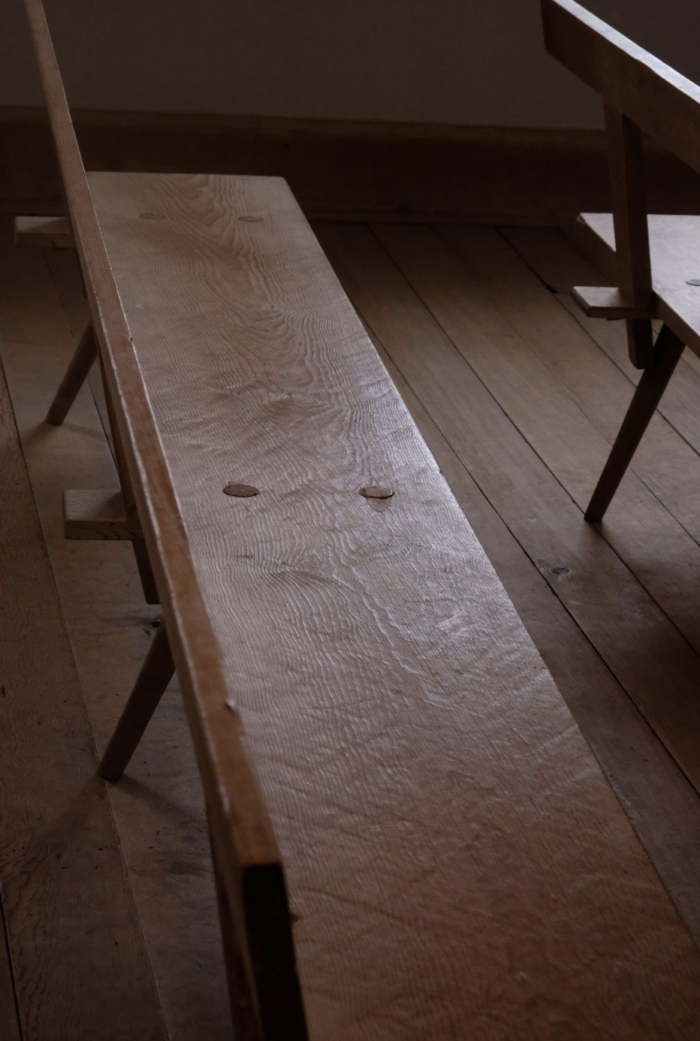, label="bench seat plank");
[577,212,700,356]
[88,171,700,1038]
